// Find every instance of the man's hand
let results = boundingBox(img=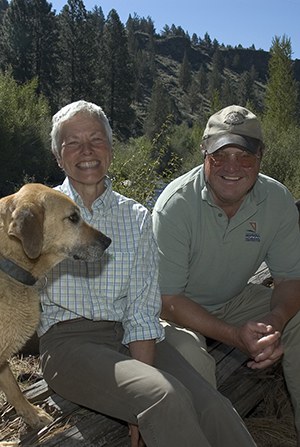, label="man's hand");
[233,321,283,369]
[247,340,283,369]
[128,424,146,447]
